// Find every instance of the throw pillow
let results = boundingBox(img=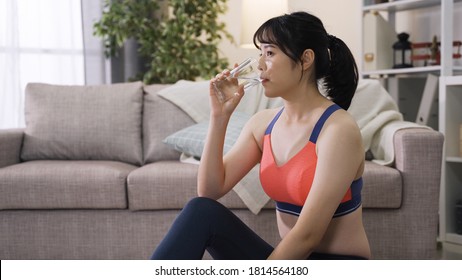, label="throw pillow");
[163,111,251,158]
[21,82,144,165]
